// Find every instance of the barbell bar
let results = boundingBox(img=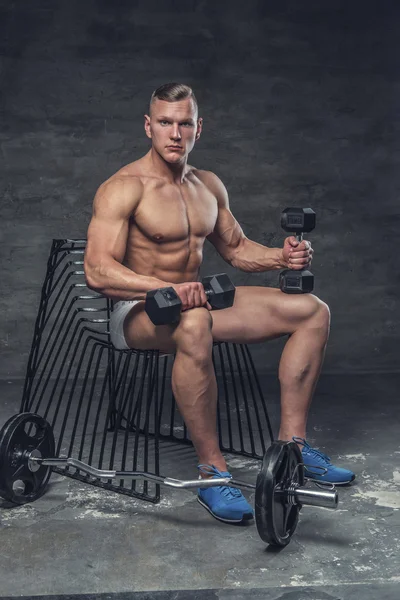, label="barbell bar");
[27,454,338,510]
